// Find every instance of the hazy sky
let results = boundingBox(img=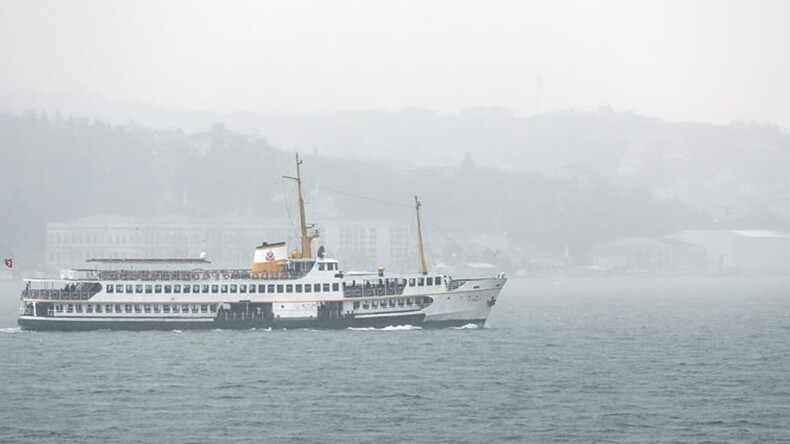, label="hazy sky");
[1,0,789,127]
